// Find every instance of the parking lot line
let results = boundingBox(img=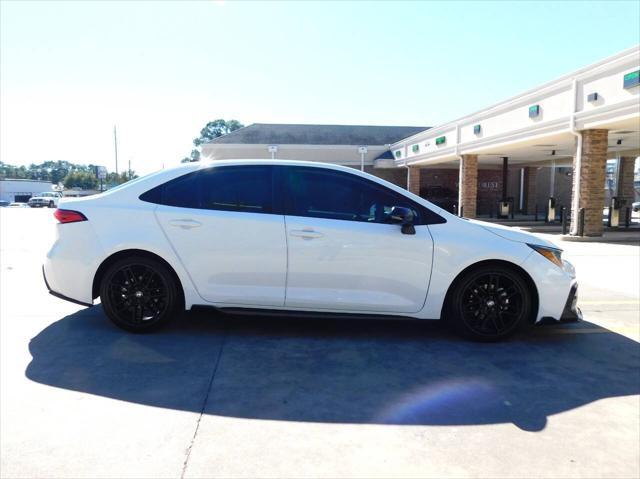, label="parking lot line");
[579,300,639,305]
[547,327,639,335]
